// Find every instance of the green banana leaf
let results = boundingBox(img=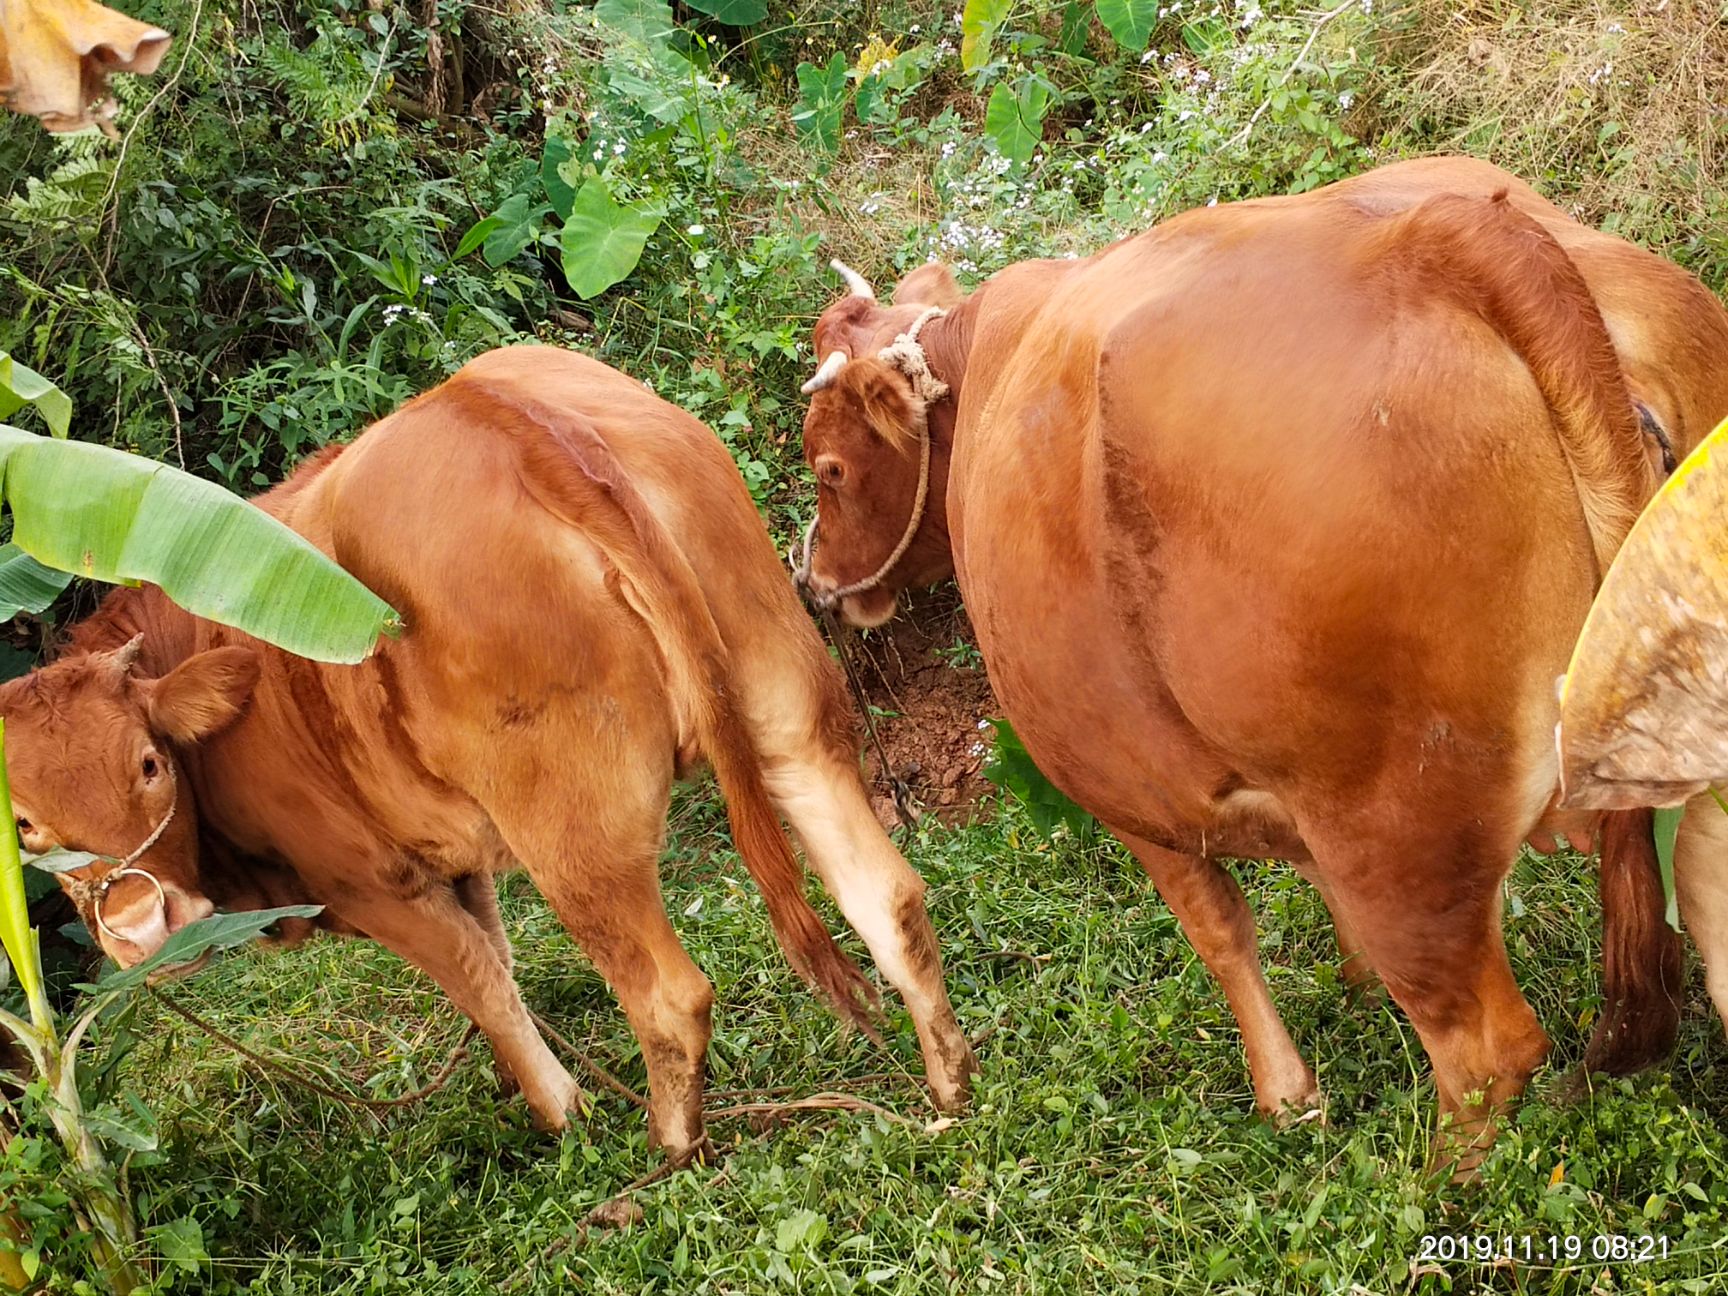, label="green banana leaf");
[0,425,401,663]
[0,542,73,620]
